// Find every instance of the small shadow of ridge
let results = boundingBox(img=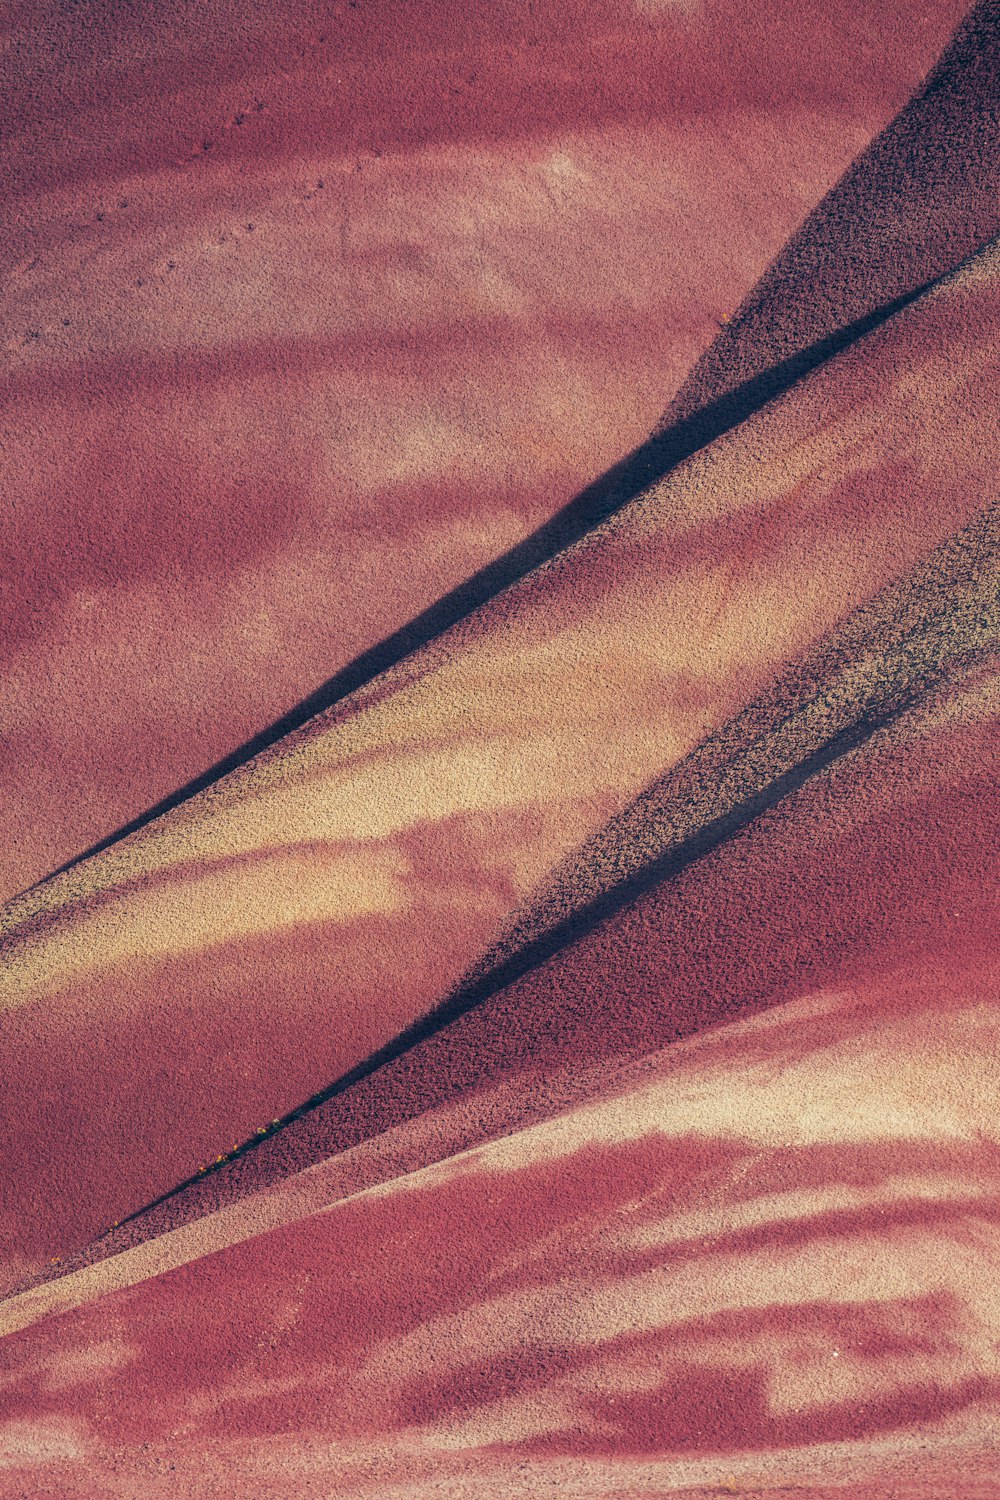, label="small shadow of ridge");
[31,272,944,893]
